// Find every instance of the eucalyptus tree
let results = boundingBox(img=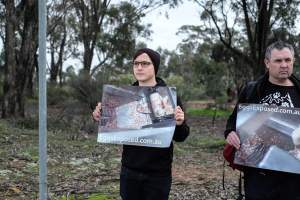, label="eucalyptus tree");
[0,0,182,117]
[188,0,300,78]
[90,1,152,76]
[1,0,38,118]
[47,0,75,85]
[1,0,17,118]
[67,0,182,76]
